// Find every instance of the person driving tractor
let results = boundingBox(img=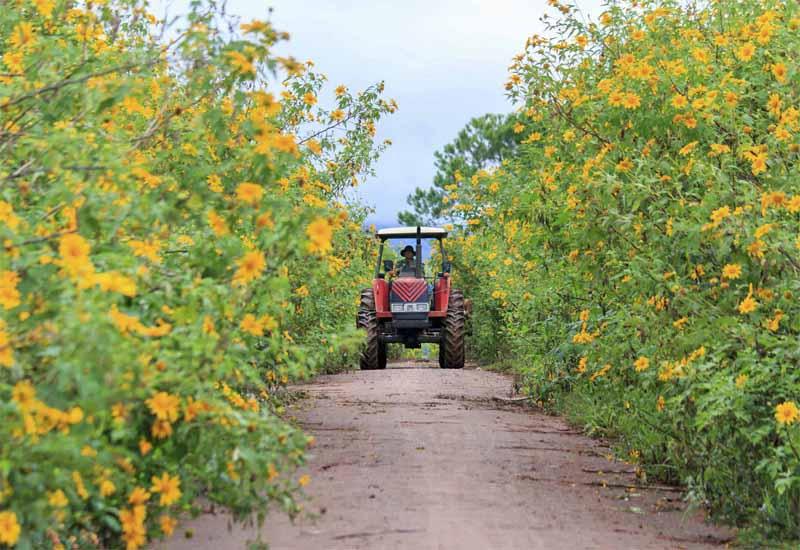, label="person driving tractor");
[388,245,422,278]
